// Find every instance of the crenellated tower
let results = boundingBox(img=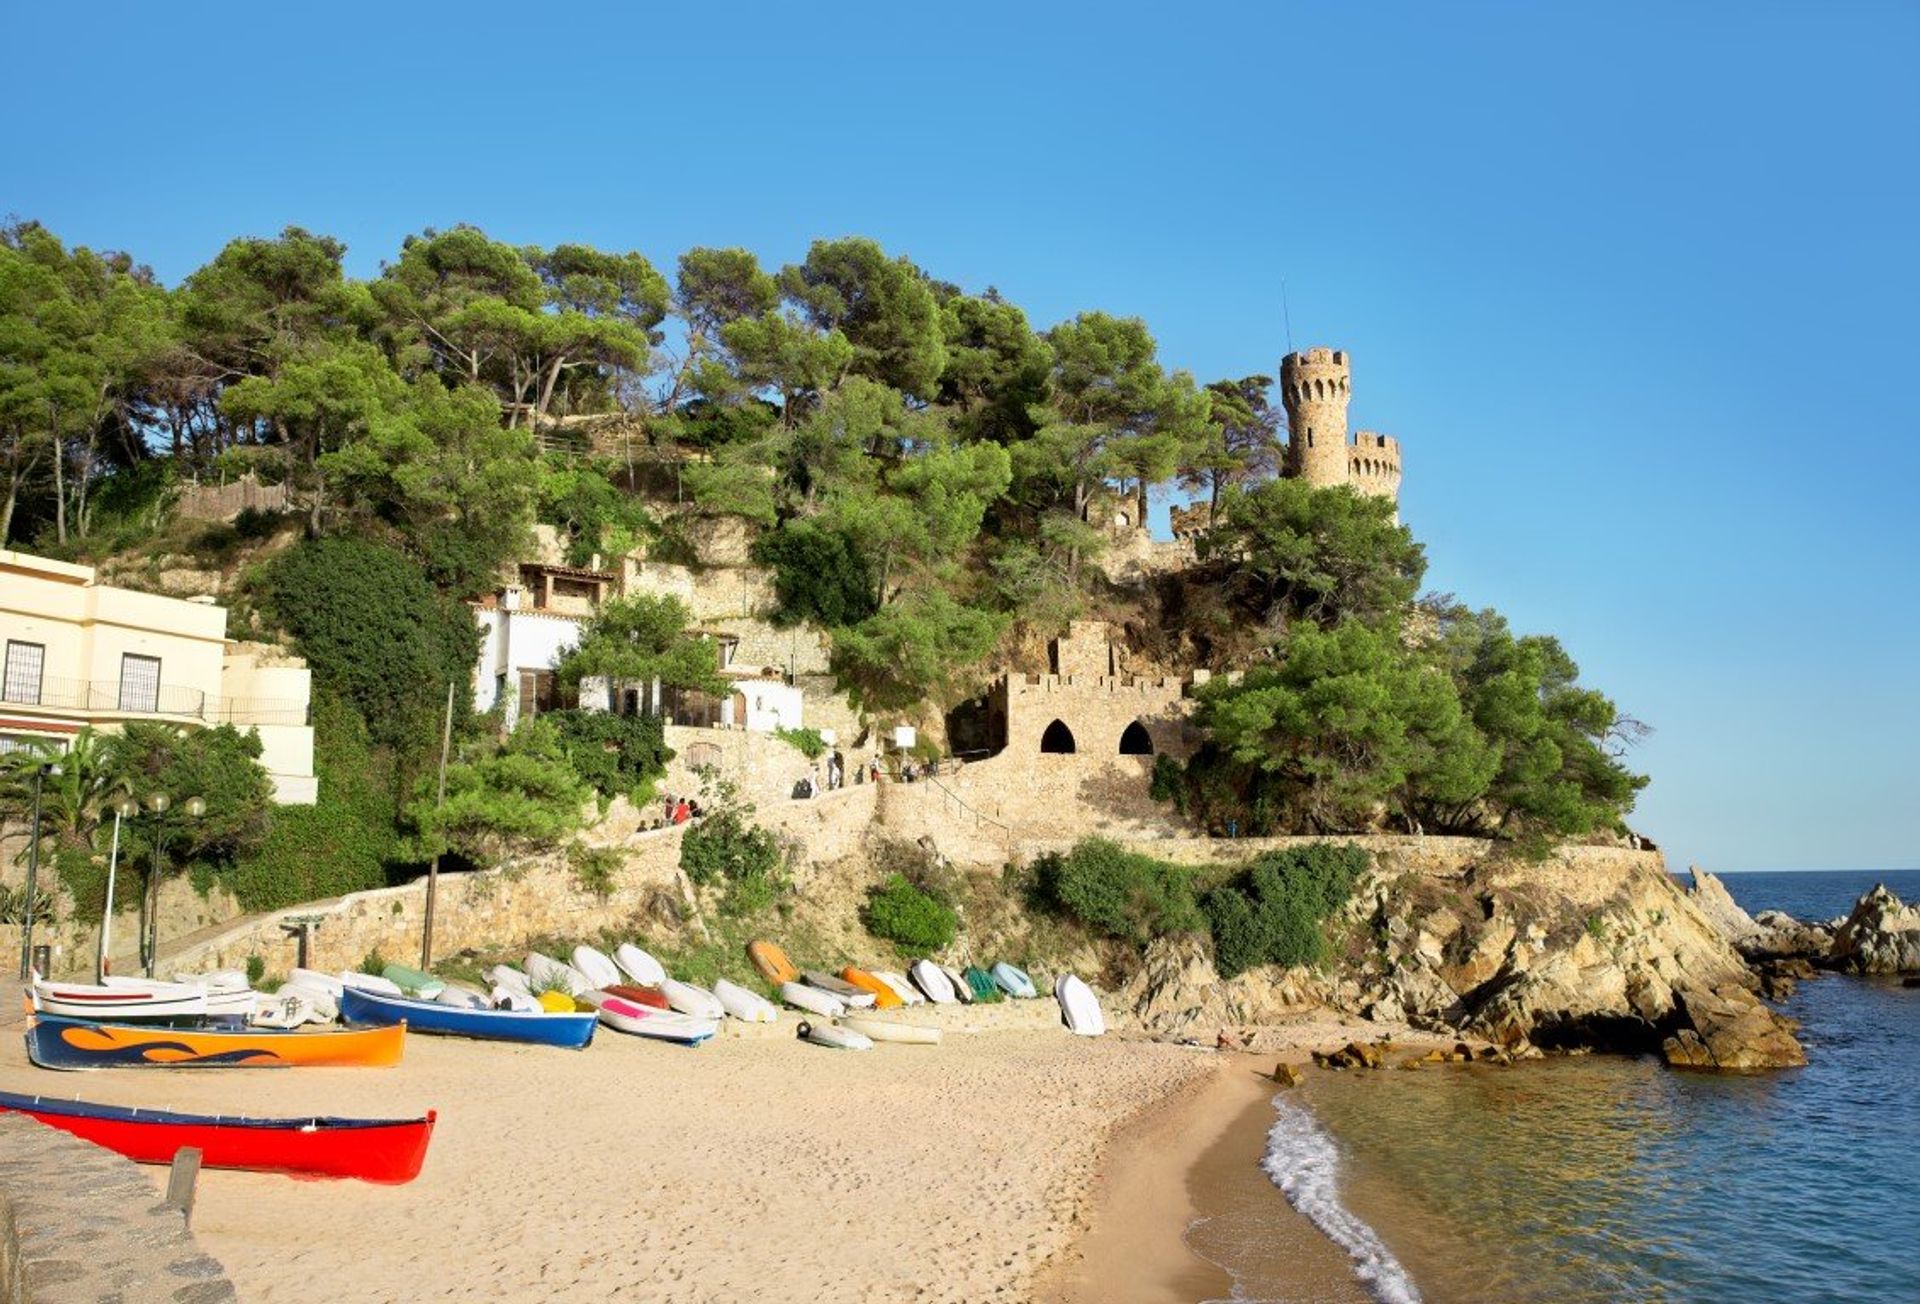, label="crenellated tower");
[1279,347,1402,510]
[1280,347,1352,488]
